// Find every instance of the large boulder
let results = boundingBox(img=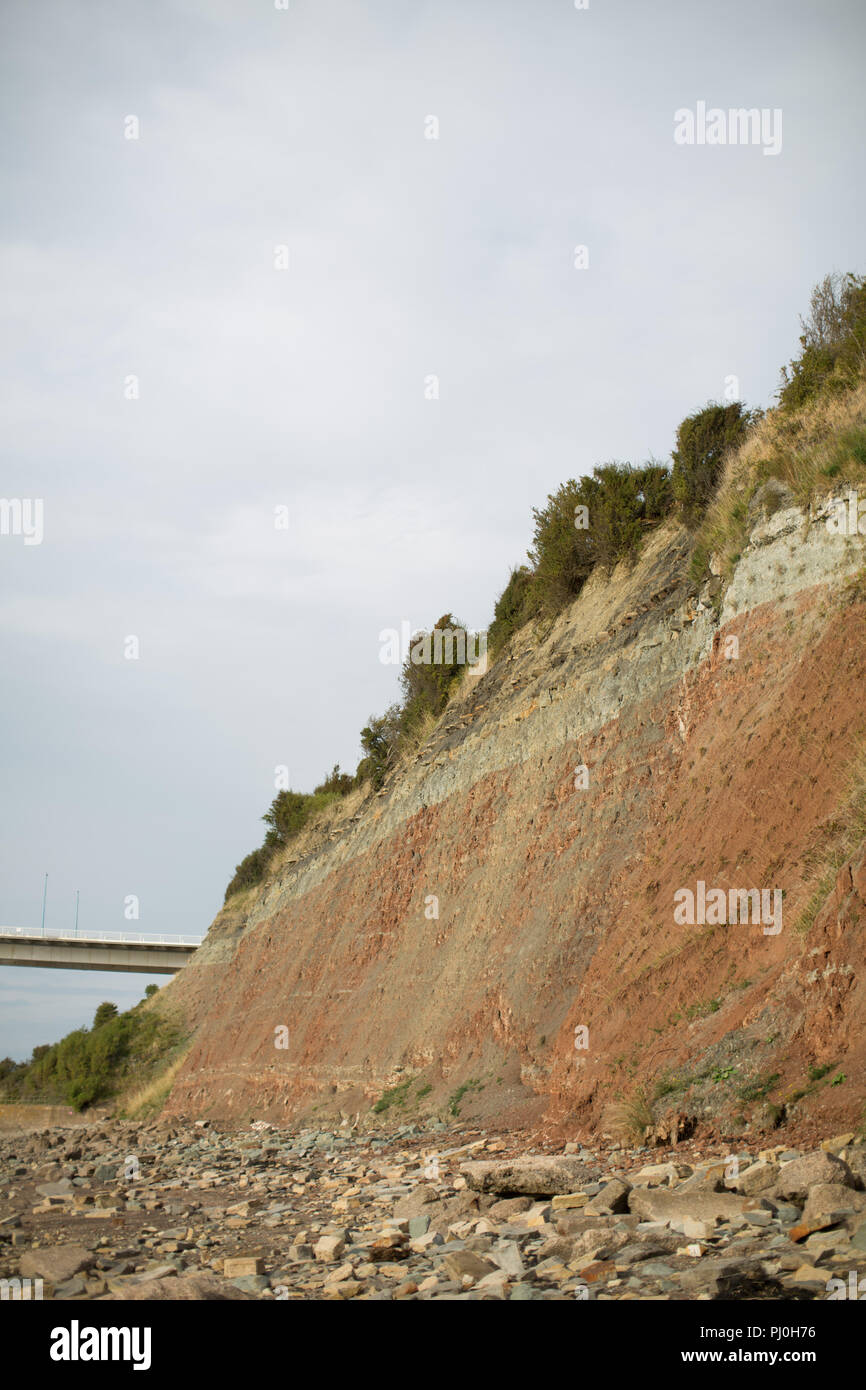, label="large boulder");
[441,1250,498,1284]
[770,1151,855,1203]
[733,1161,780,1197]
[678,1258,812,1301]
[802,1183,866,1228]
[584,1178,632,1215]
[628,1188,749,1225]
[19,1244,95,1284]
[461,1156,596,1197]
[630,1162,691,1187]
[108,1274,255,1300]
[393,1186,438,1219]
[842,1147,866,1190]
